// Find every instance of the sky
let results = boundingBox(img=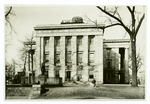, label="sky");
[5,5,146,68]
